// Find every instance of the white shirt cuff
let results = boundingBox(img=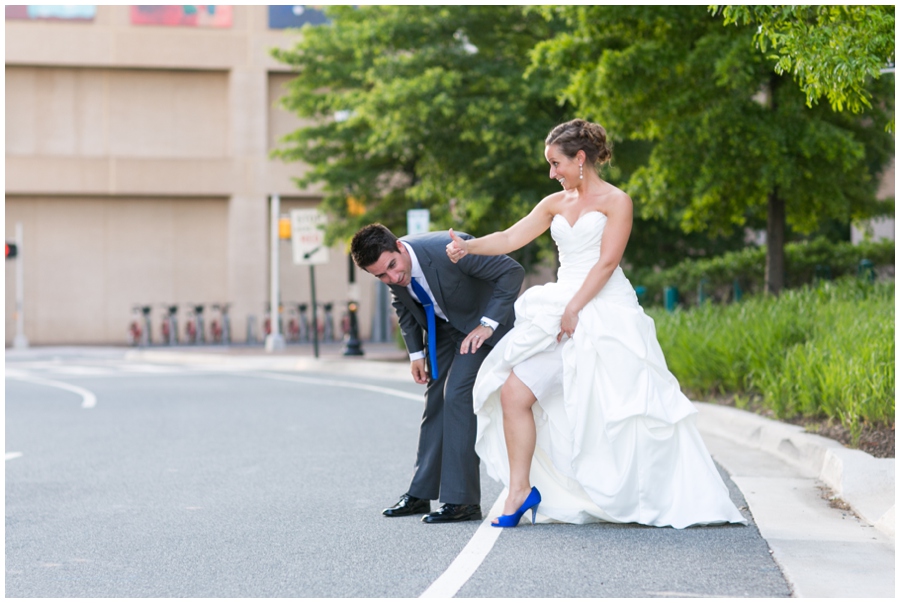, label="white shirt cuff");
[480,316,499,331]
[409,350,426,361]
